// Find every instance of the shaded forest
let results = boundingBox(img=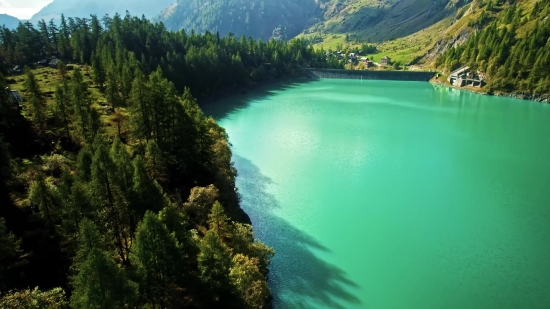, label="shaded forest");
[0,11,340,309]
